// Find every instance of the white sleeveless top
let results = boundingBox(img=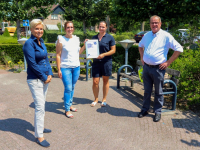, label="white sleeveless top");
[57,35,80,68]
